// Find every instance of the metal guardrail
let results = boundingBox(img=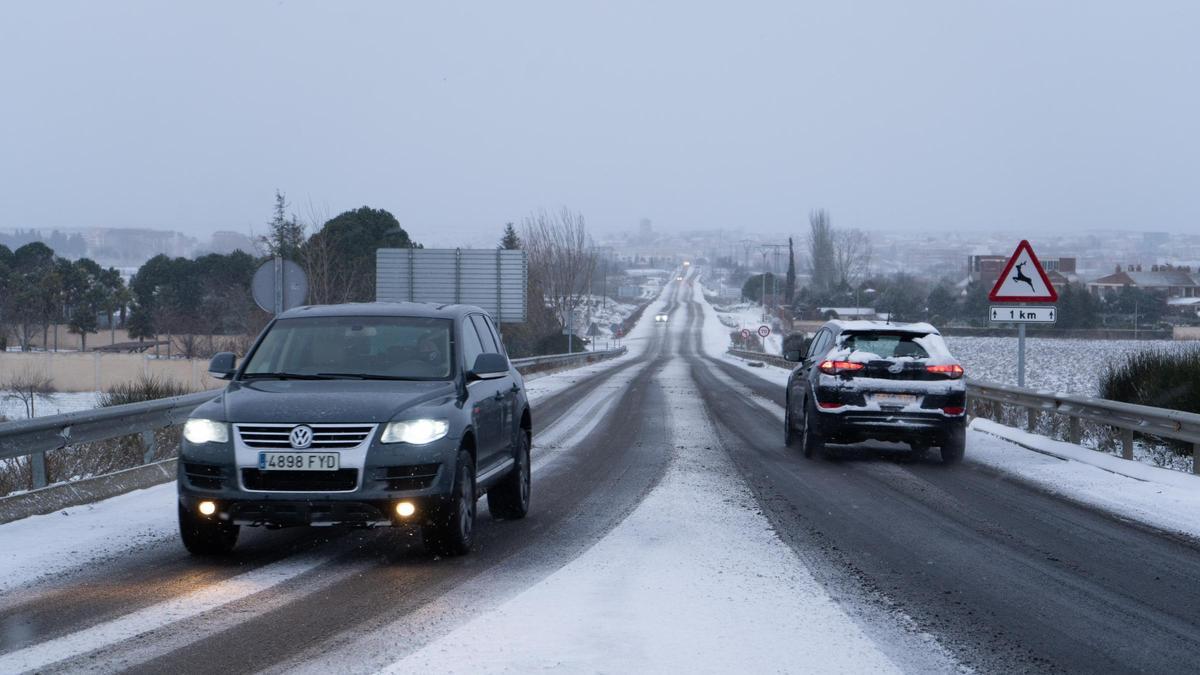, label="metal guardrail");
[968,379,1200,474]
[0,347,629,491]
[0,391,216,488]
[726,348,1200,475]
[511,346,627,372]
